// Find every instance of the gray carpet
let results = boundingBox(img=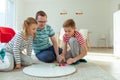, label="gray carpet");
[0,62,116,80]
